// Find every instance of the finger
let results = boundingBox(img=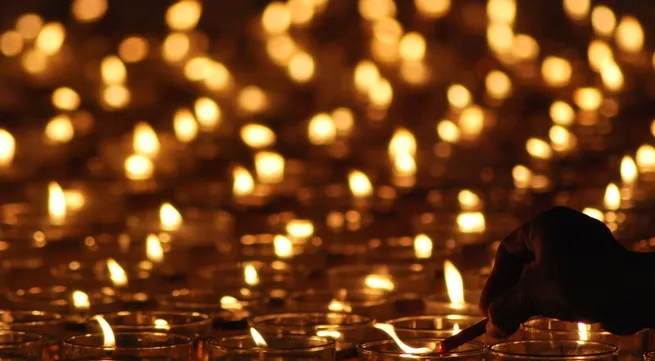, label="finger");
[486,280,537,338]
[479,245,524,315]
